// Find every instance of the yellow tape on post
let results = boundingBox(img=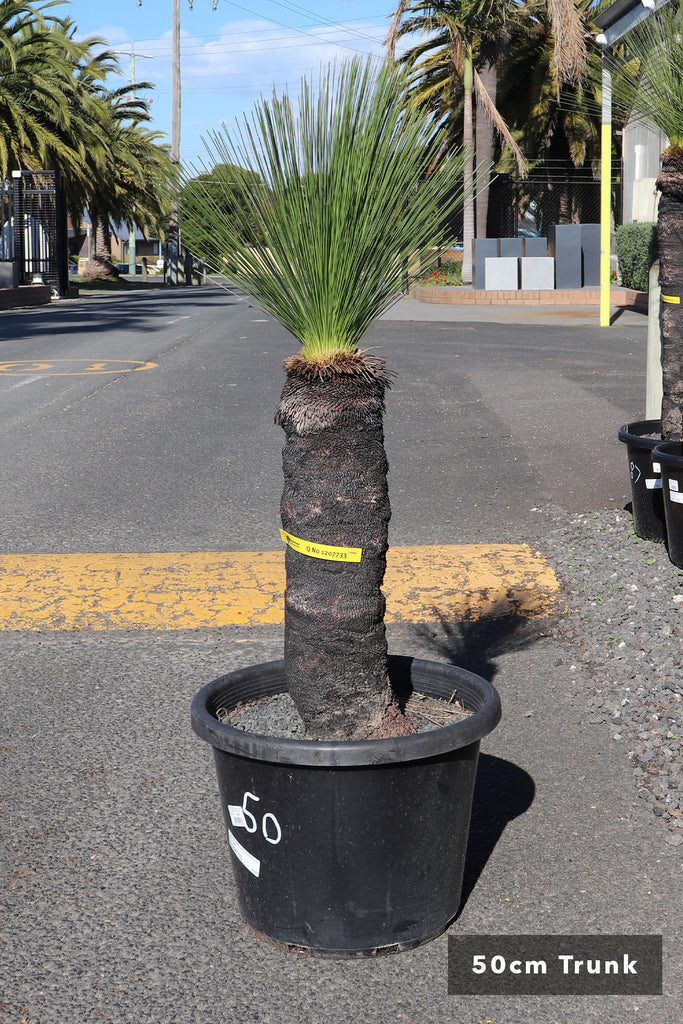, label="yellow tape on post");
[662,295,681,304]
[279,529,362,563]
